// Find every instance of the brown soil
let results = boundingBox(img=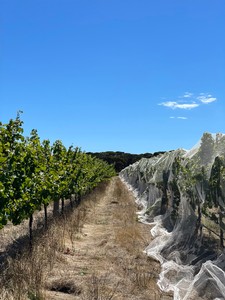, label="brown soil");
[45,177,173,300]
